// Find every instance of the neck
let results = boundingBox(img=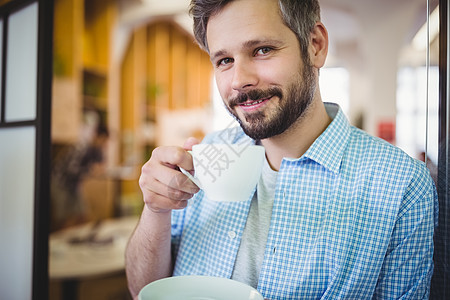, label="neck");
[260,99,331,171]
